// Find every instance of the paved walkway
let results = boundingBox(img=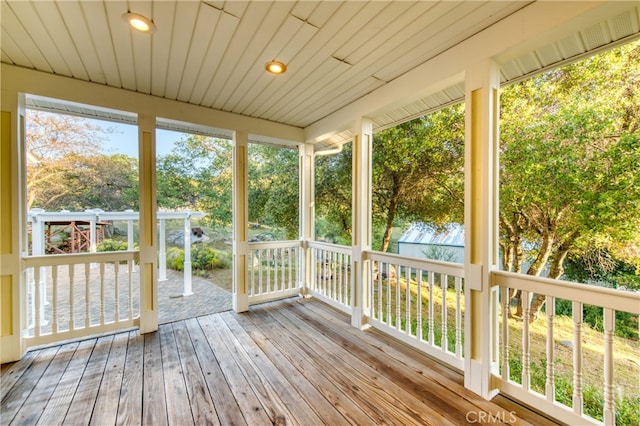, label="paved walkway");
[158,269,232,324]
